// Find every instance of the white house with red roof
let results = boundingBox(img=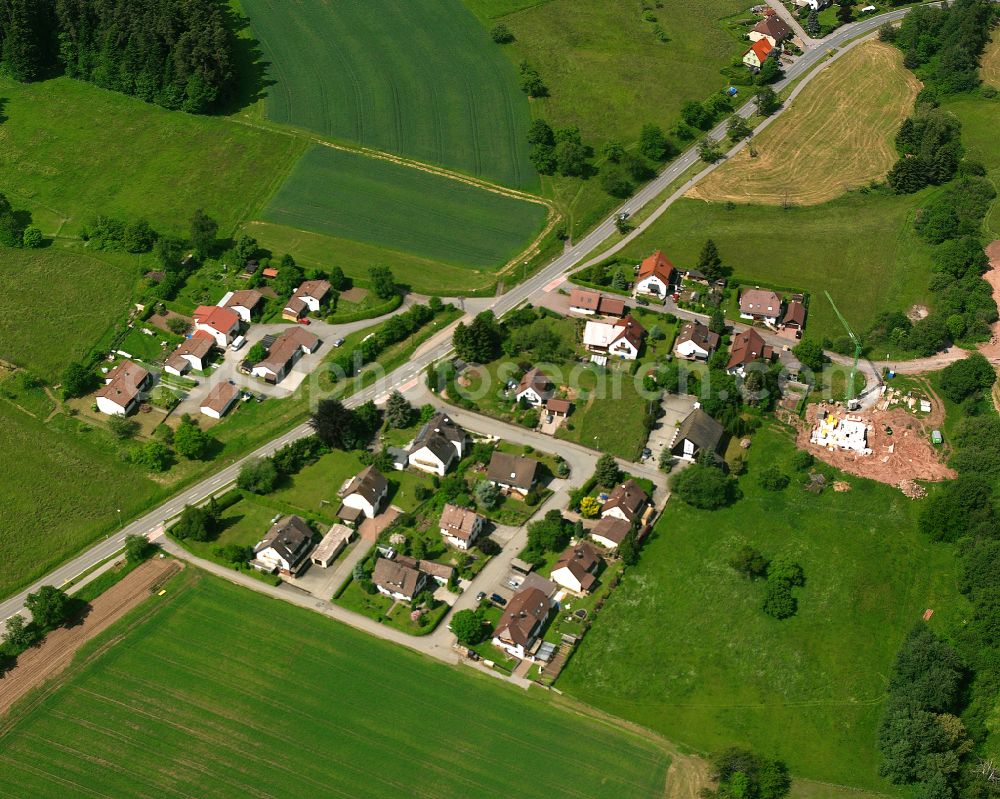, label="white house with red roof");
[582,315,646,361]
[219,289,264,323]
[95,360,151,416]
[634,251,676,298]
[743,38,774,71]
[193,305,241,347]
[164,331,215,376]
